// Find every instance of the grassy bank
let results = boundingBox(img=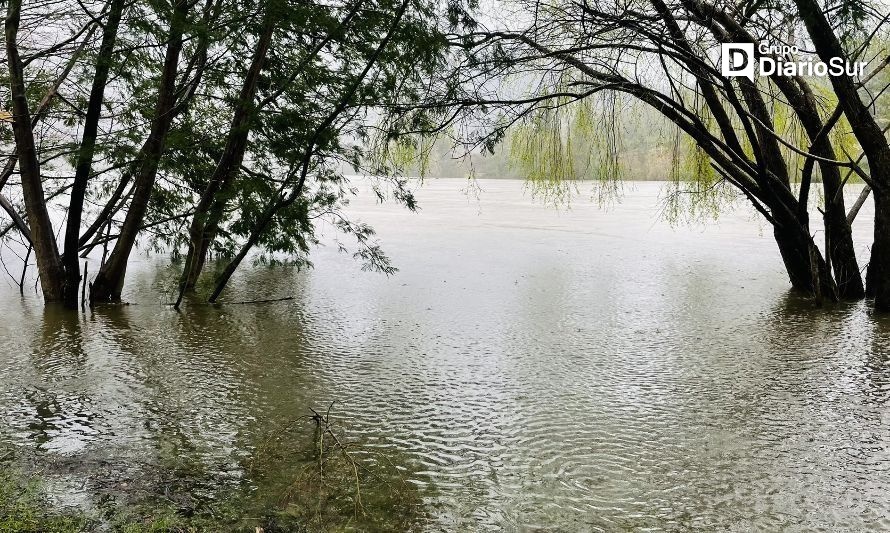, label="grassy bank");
[0,414,431,532]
